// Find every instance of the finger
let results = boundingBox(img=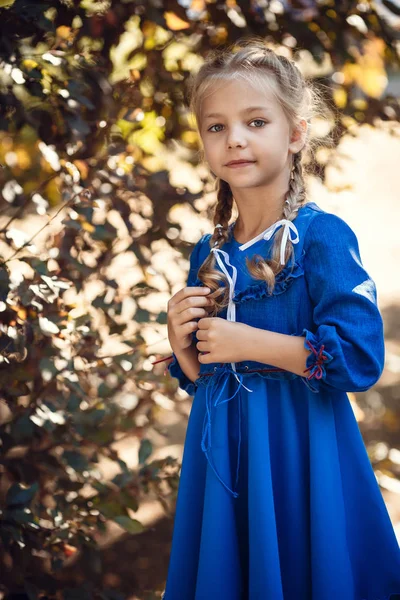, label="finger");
[180,286,210,304]
[177,293,212,315]
[187,320,200,333]
[198,351,211,363]
[196,341,208,352]
[197,317,212,329]
[175,321,198,338]
[168,286,209,311]
[177,306,208,324]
